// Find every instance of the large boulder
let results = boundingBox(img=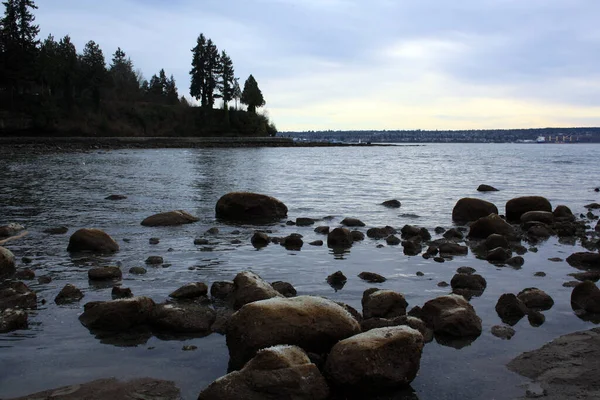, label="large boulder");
[226,295,361,370]
[495,294,528,325]
[0,308,28,333]
[215,192,288,223]
[341,217,366,227]
[169,282,208,299]
[566,252,600,269]
[0,282,37,311]
[553,205,575,221]
[452,198,499,223]
[521,211,554,225]
[506,196,552,222]
[141,210,199,226]
[468,214,515,239]
[327,227,353,248]
[325,326,424,391]
[571,281,600,314]
[67,228,119,253]
[79,297,155,331]
[362,289,408,319]
[198,345,329,400]
[150,303,216,333]
[421,294,482,337]
[232,271,283,310]
[0,246,16,278]
[517,288,554,311]
[450,273,487,292]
